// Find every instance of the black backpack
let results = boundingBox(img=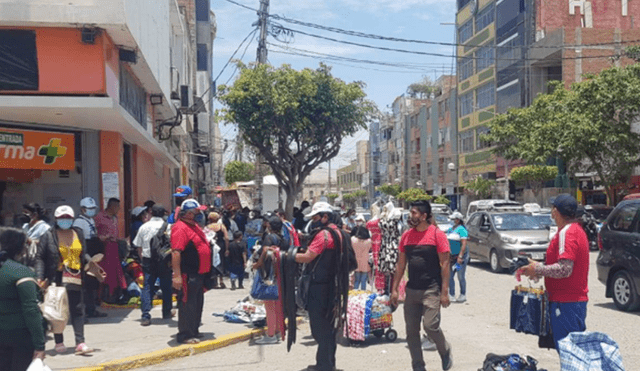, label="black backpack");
[150,223,172,271]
